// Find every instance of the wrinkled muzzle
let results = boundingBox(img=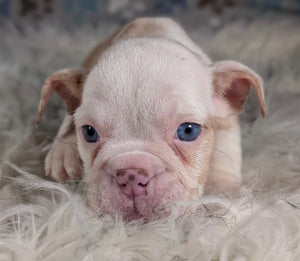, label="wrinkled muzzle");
[85,148,197,220]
